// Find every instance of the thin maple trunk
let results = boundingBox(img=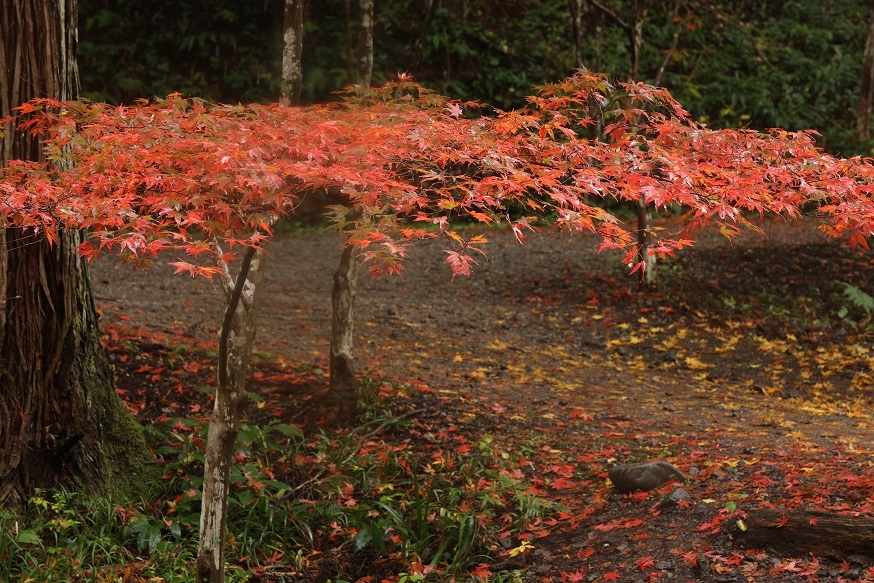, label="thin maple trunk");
[628,3,655,286]
[325,0,374,422]
[196,245,266,583]
[327,243,360,422]
[652,0,682,88]
[636,195,656,286]
[589,1,655,286]
[856,0,874,143]
[629,2,644,81]
[0,0,155,509]
[281,0,305,103]
[636,0,681,288]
